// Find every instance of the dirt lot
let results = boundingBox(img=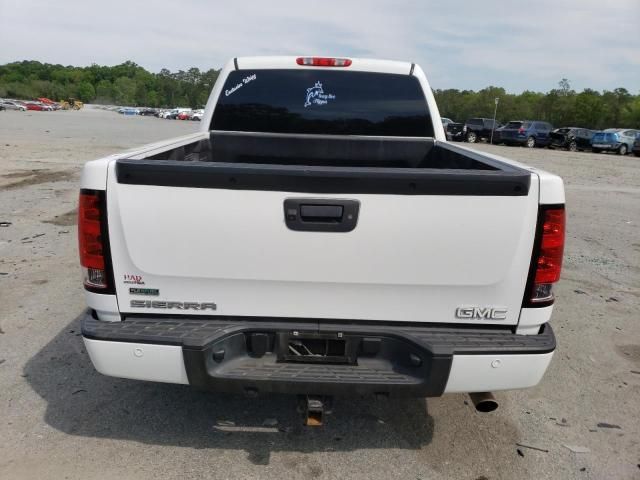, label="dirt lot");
[0,108,639,480]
